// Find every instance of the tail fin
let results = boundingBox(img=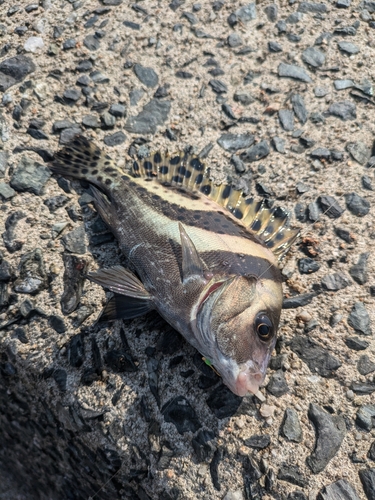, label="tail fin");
[50,135,122,192]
